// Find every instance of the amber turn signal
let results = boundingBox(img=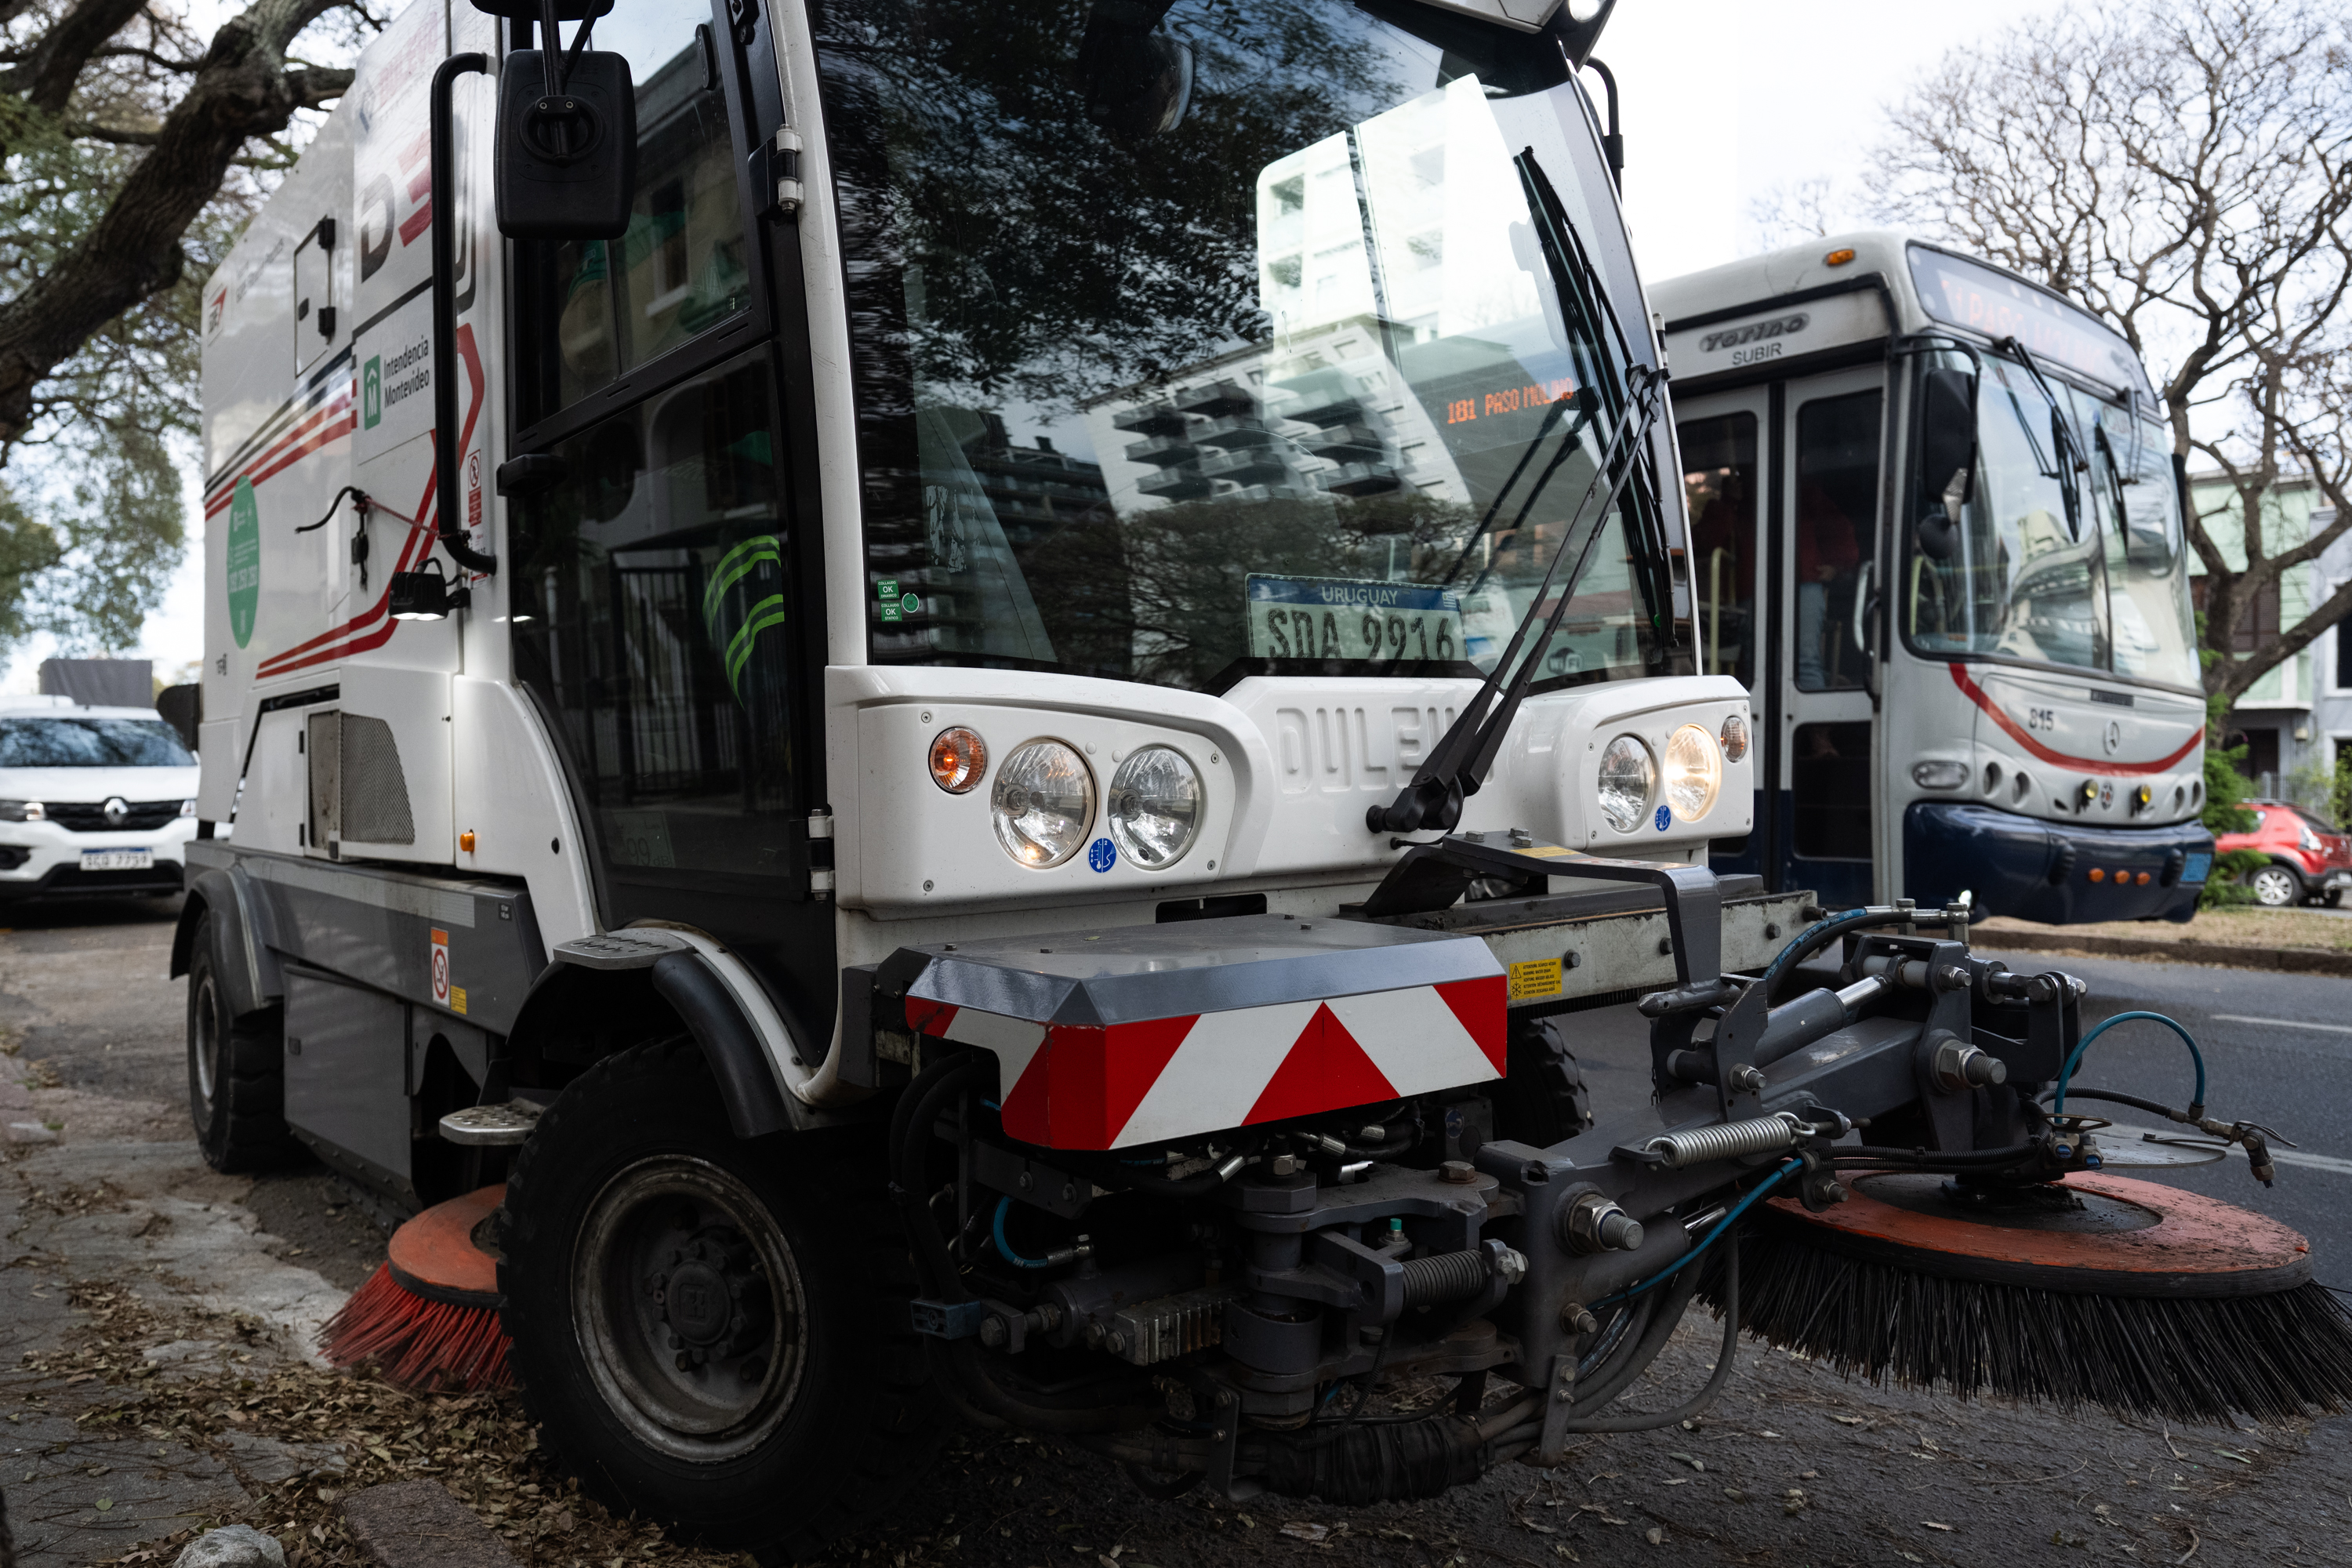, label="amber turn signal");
[930,726,988,794]
[459,829,477,853]
[2089,867,2106,882]
[1824,248,1857,267]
